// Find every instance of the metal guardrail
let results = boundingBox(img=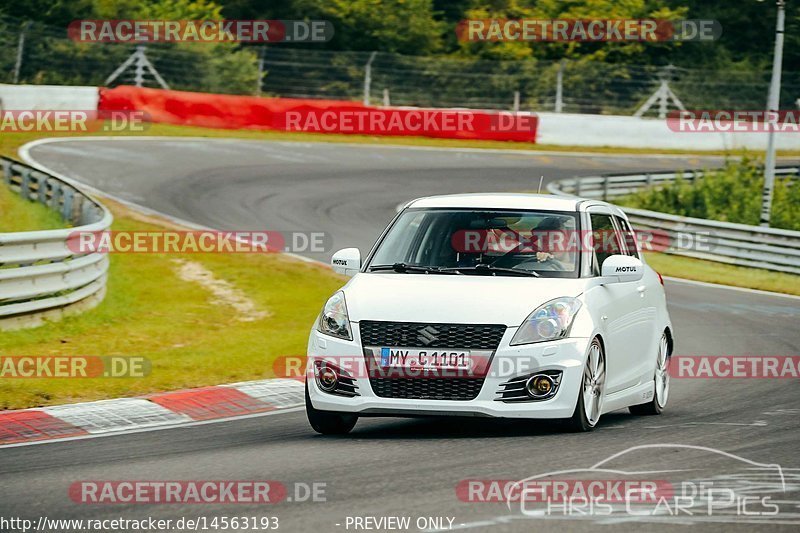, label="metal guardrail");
[0,156,112,328]
[548,166,800,275]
